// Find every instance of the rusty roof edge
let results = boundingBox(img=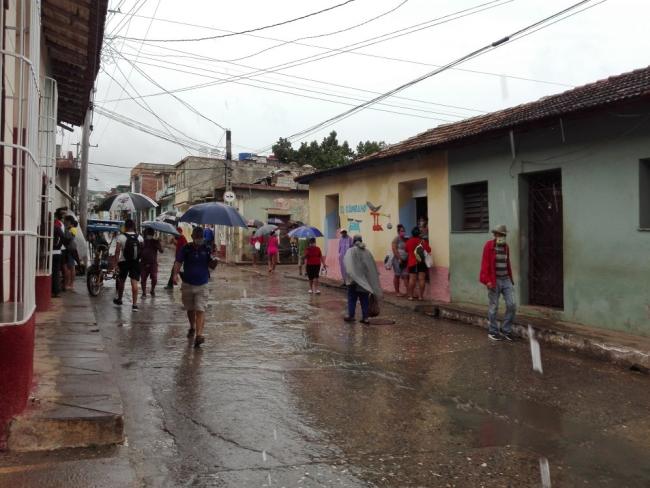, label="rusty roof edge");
[297,66,650,184]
